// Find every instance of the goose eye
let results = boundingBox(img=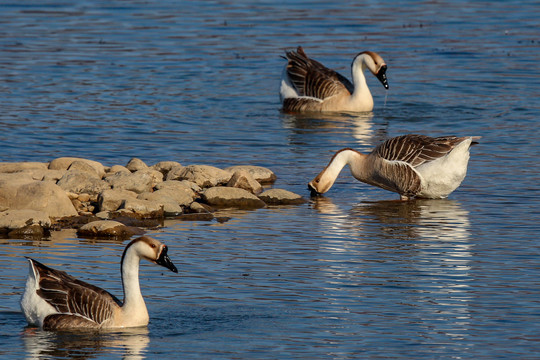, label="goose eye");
[151,244,156,248]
